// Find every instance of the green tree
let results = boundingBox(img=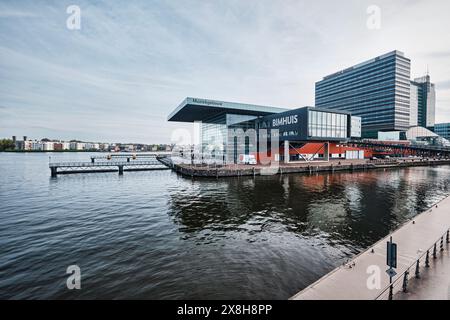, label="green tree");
[0,139,15,151]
